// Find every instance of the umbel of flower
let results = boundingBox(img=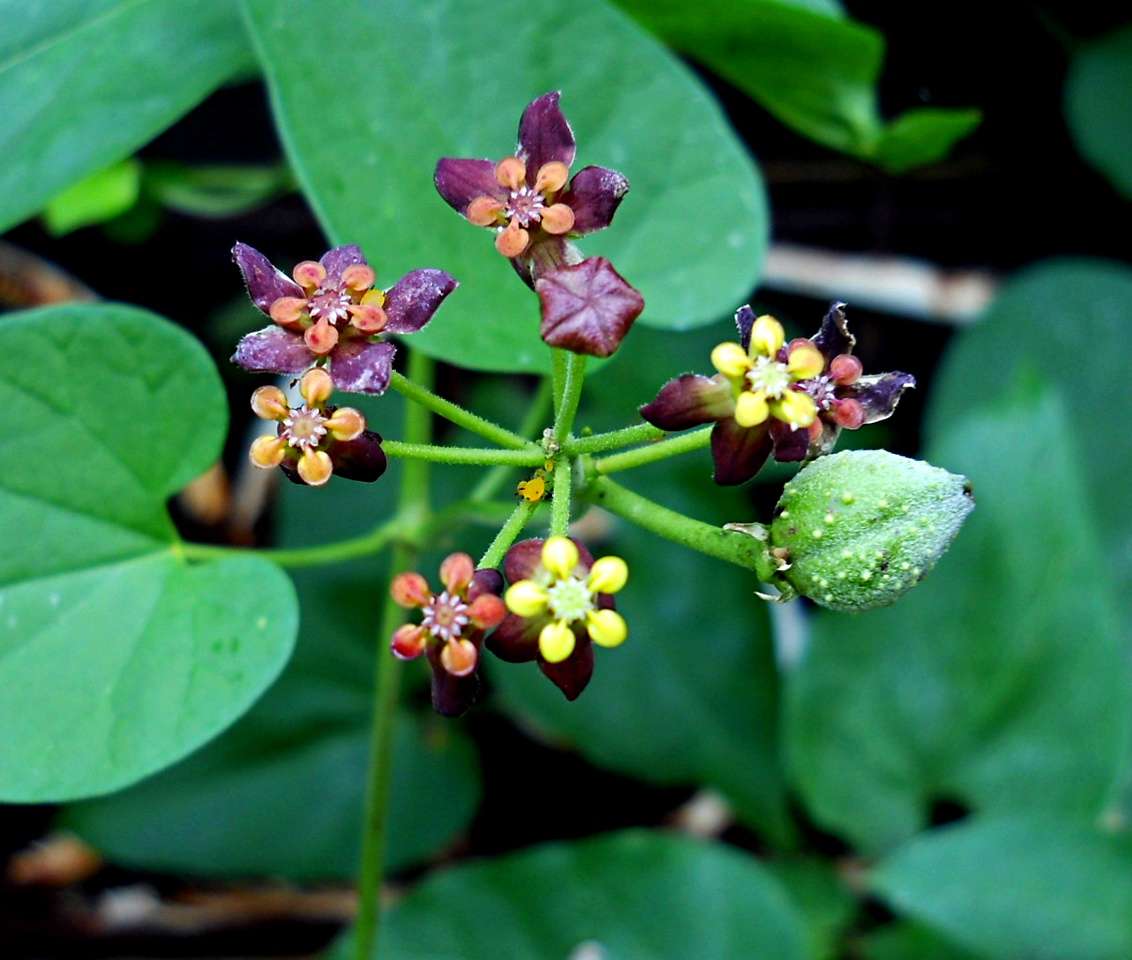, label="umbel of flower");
[435,91,644,357]
[248,367,386,487]
[641,302,915,485]
[435,91,628,269]
[490,537,628,701]
[390,555,507,717]
[752,450,974,611]
[231,243,456,394]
